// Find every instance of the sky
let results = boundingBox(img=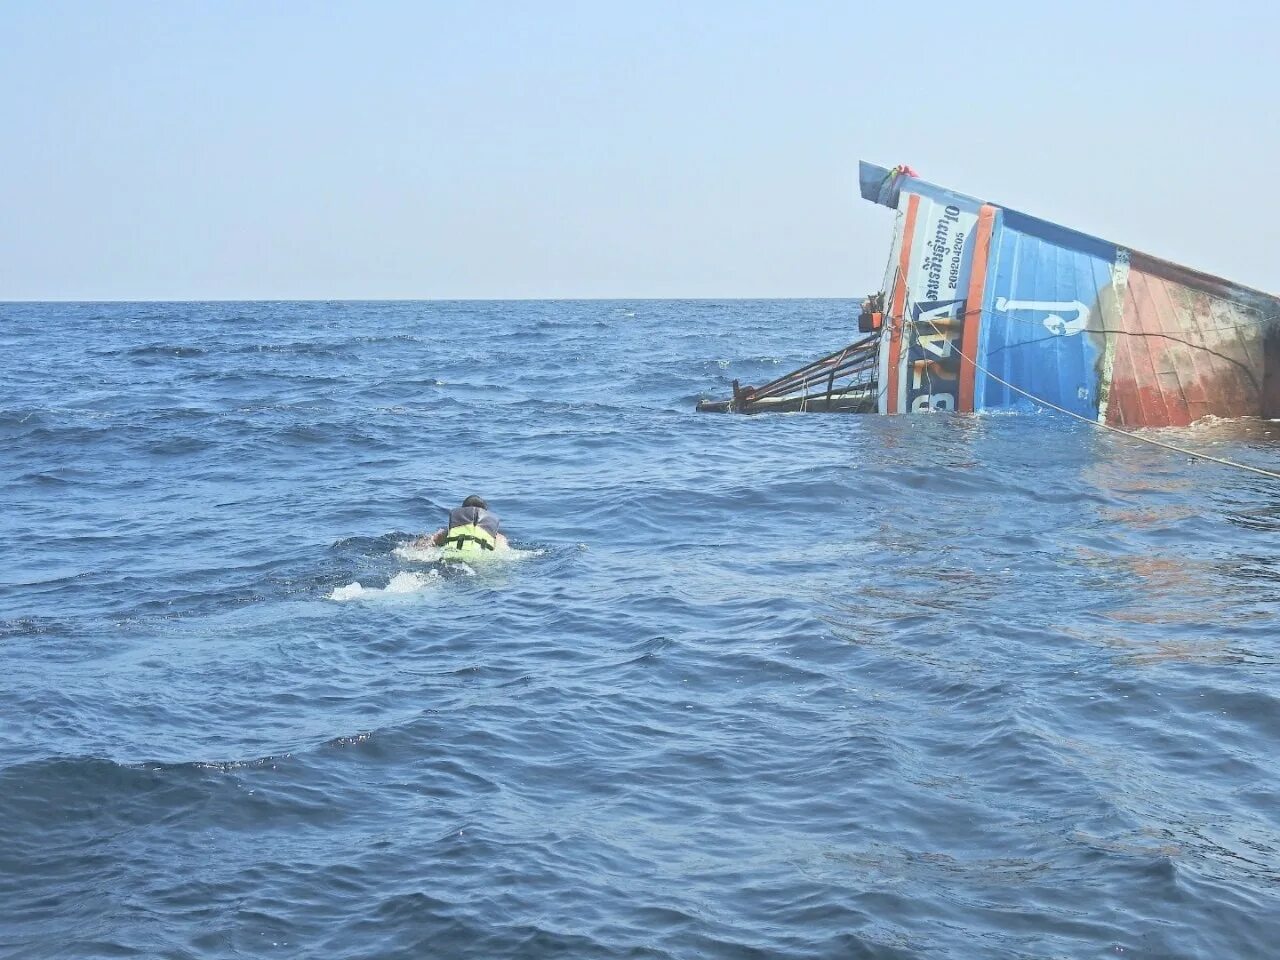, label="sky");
[1,0,1276,301]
